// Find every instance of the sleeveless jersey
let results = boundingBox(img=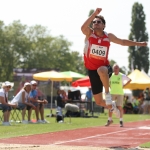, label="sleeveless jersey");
[84,32,110,70]
[110,73,124,95]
